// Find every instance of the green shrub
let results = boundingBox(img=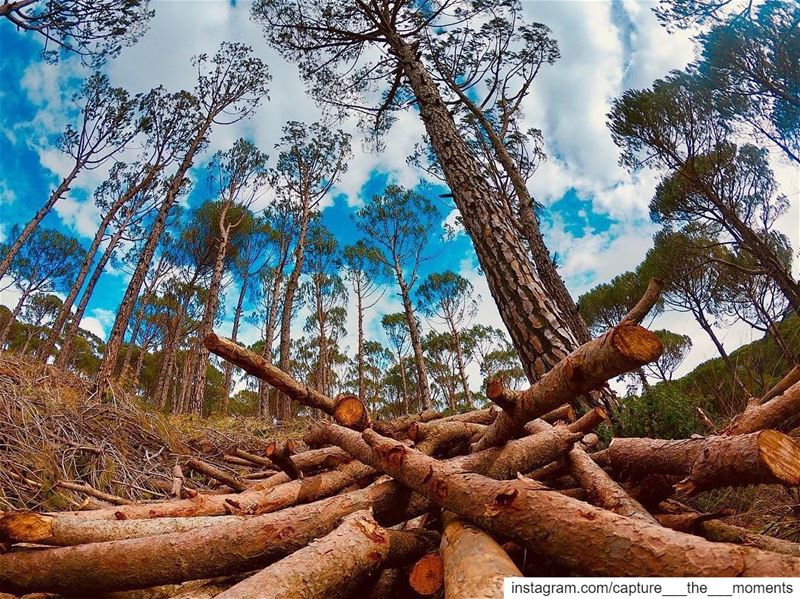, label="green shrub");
[616,382,706,439]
